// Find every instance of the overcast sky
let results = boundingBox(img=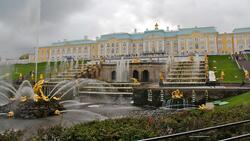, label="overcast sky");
[0,0,250,59]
